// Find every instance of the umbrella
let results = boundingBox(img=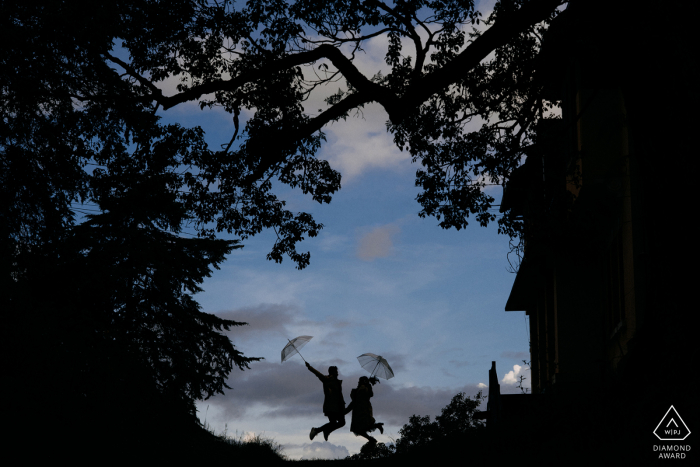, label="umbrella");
[281,336,313,363]
[357,353,394,380]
